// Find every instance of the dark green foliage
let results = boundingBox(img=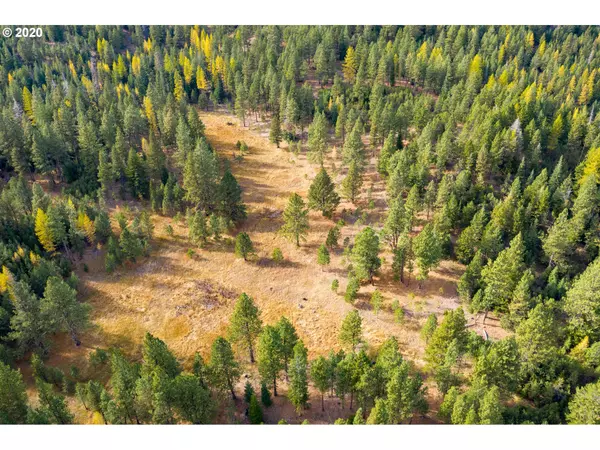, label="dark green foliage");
[234,232,254,261]
[248,393,263,424]
[308,168,340,218]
